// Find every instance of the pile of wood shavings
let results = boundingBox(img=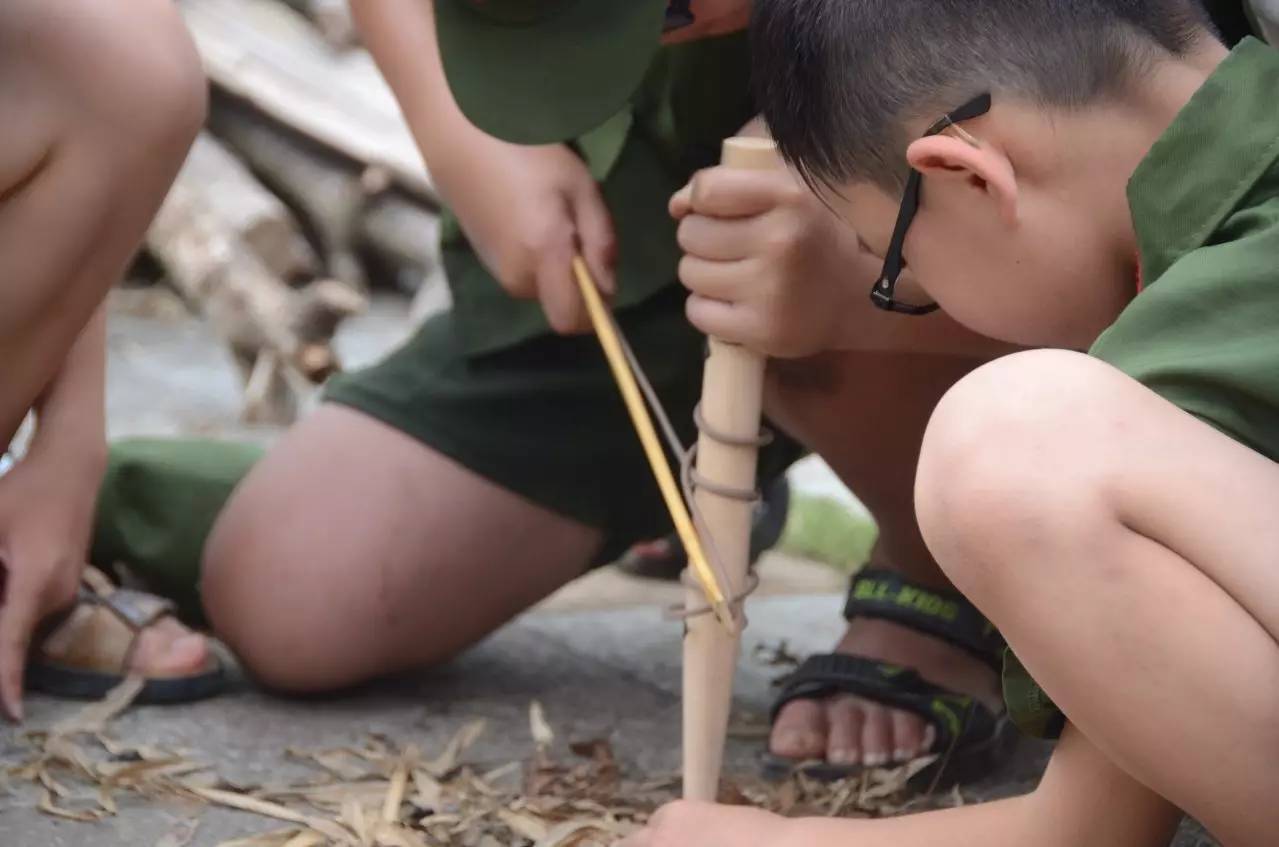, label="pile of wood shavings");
[5,683,956,847]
